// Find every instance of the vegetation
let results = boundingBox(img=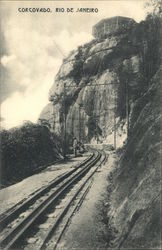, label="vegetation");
[0,122,62,187]
[145,0,162,16]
